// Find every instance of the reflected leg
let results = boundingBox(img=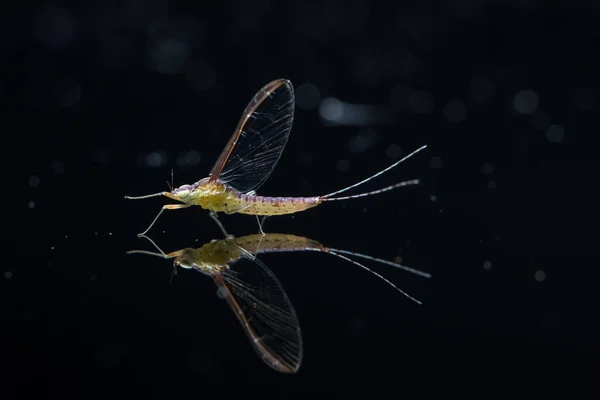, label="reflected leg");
[138,204,189,236]
[255,215,267,235]
[261,216,269,230]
